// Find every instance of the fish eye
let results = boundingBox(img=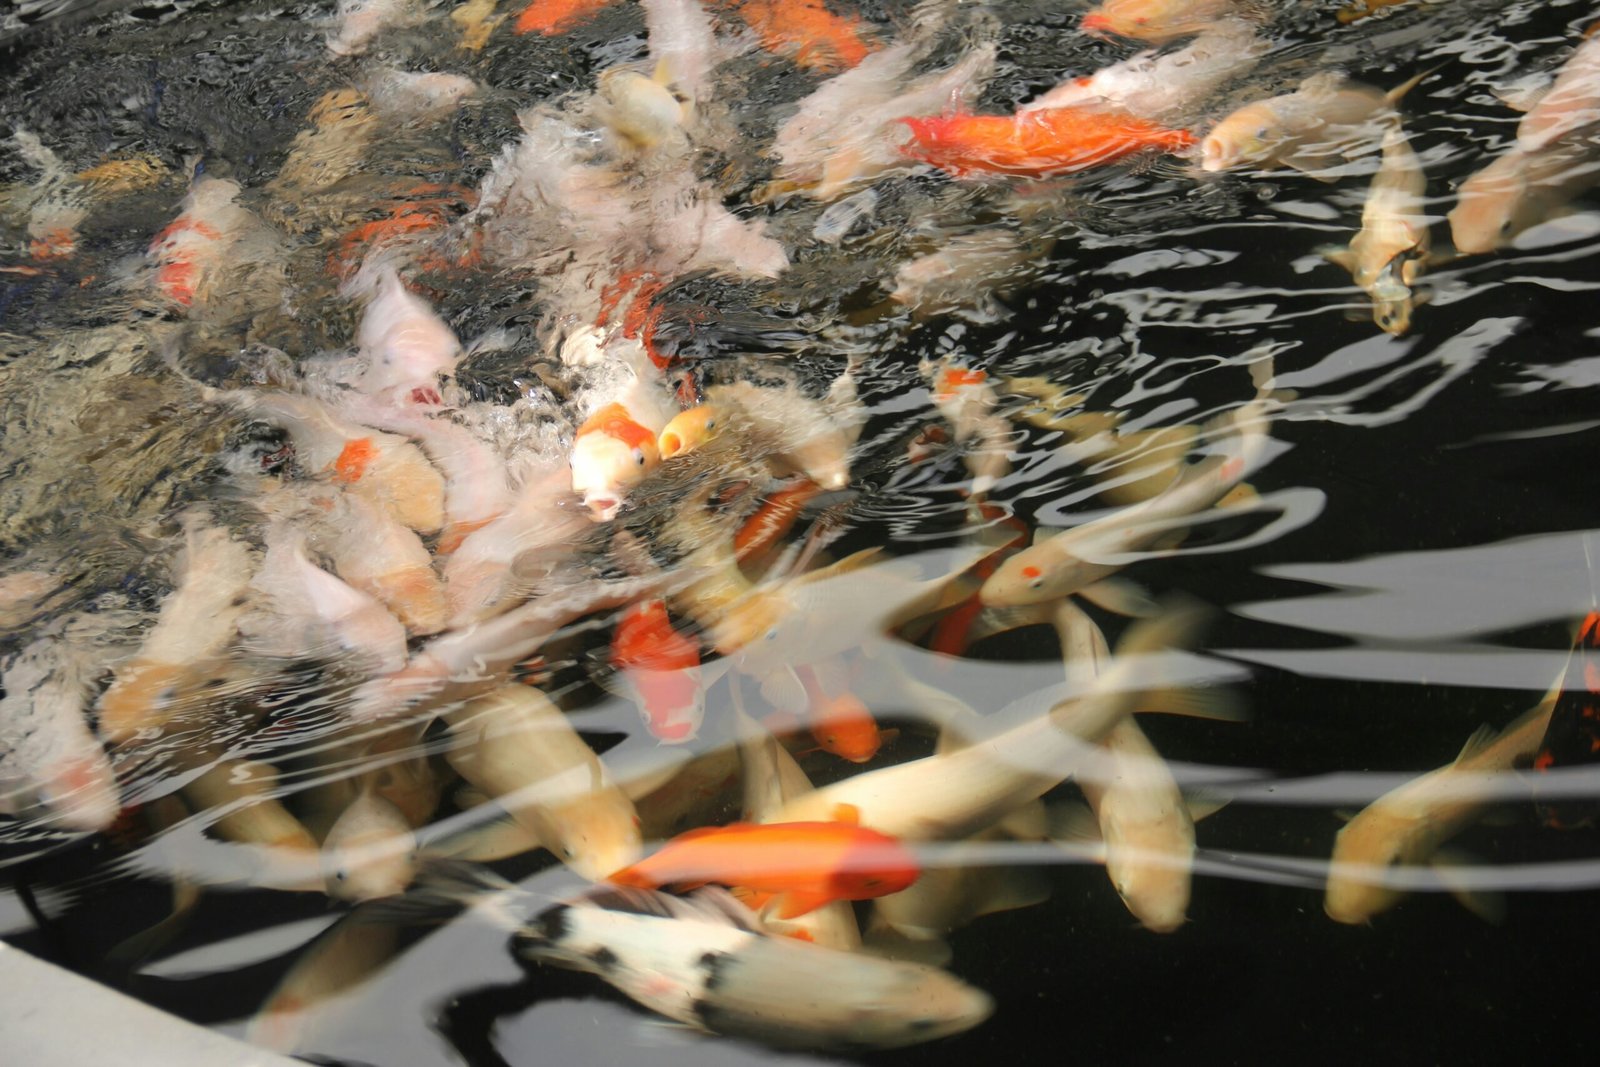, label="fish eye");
[333,869,348,882]
[633,448,646,466]
[1499,218,1515,235]
[1255,127,1270,140]
[765,628,779,641]
[1029,578,1045,590]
